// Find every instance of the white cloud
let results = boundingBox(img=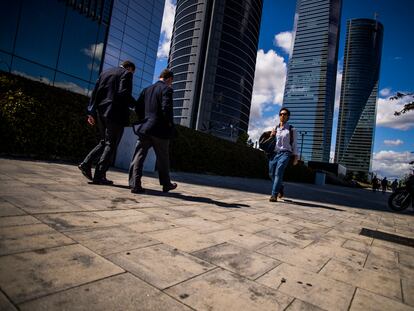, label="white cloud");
[383,139,404,146]
[157,0,176,58]
[82,43,104,59]
[274,31,293,54]
[248,49,287,142]
[380,88,391,97]
[12,71,89,95]
[372,150,414,178]
[248,116,278,145]
[376,96,414,130]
